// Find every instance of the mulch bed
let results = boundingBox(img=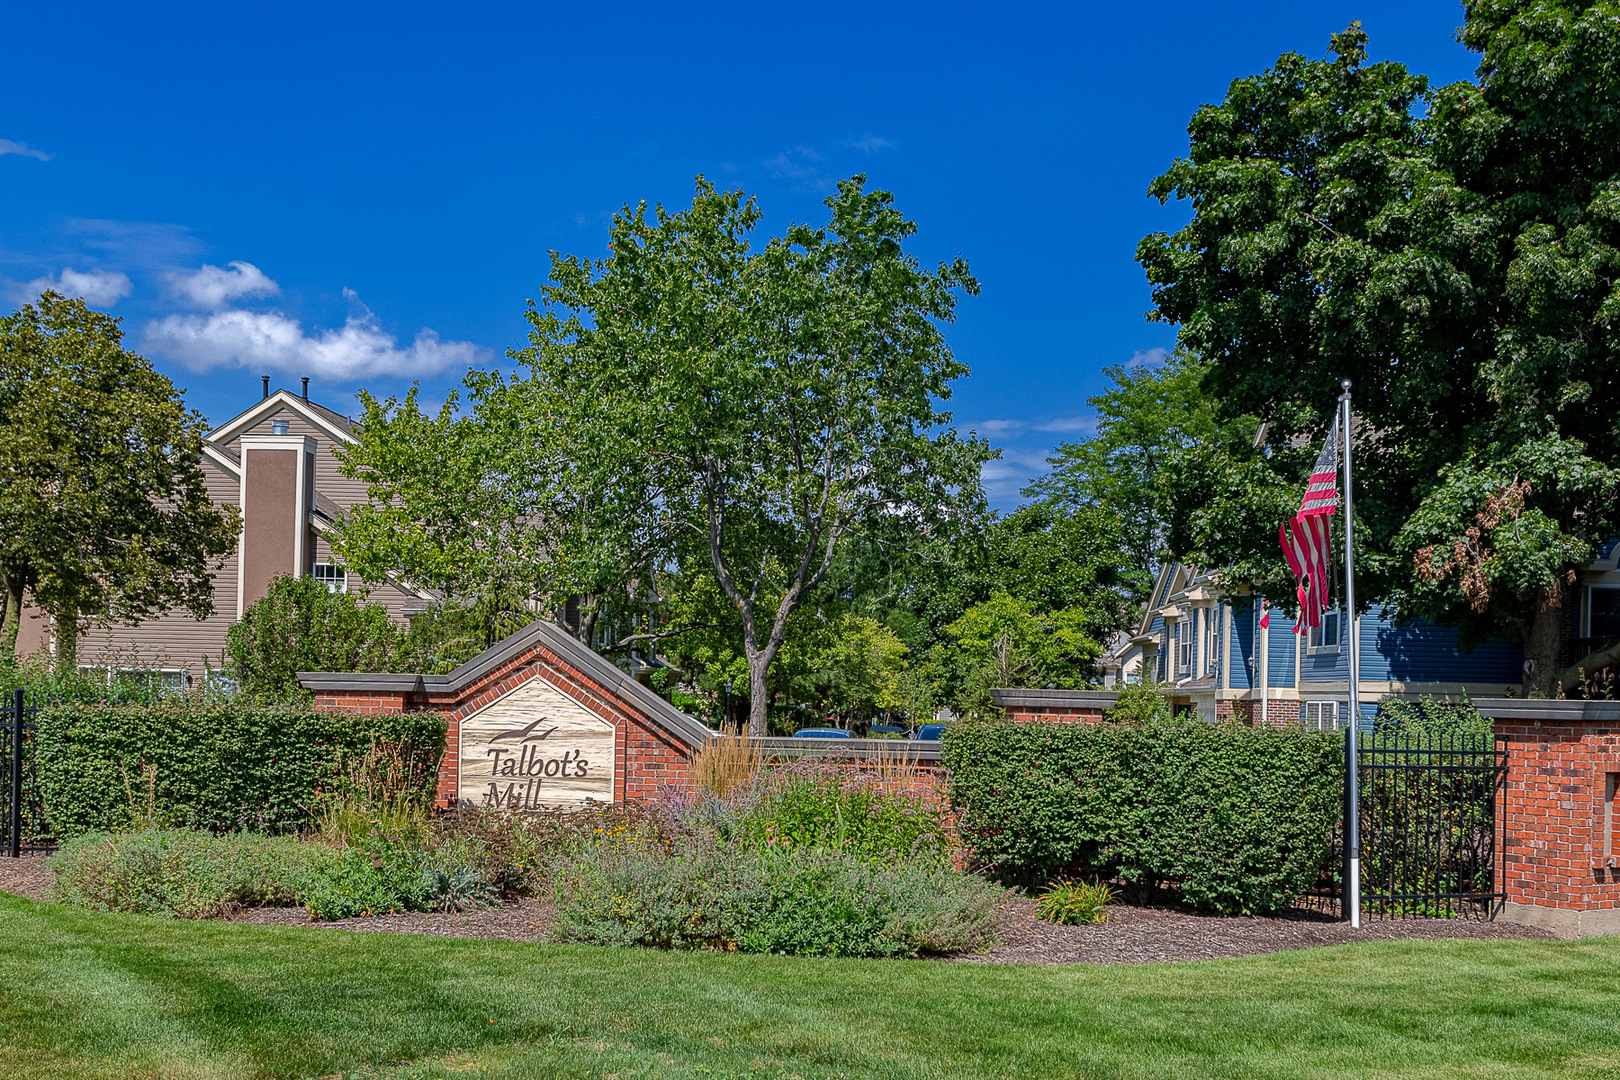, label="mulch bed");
[966,896,1553,965]
[0,853,1552,964]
